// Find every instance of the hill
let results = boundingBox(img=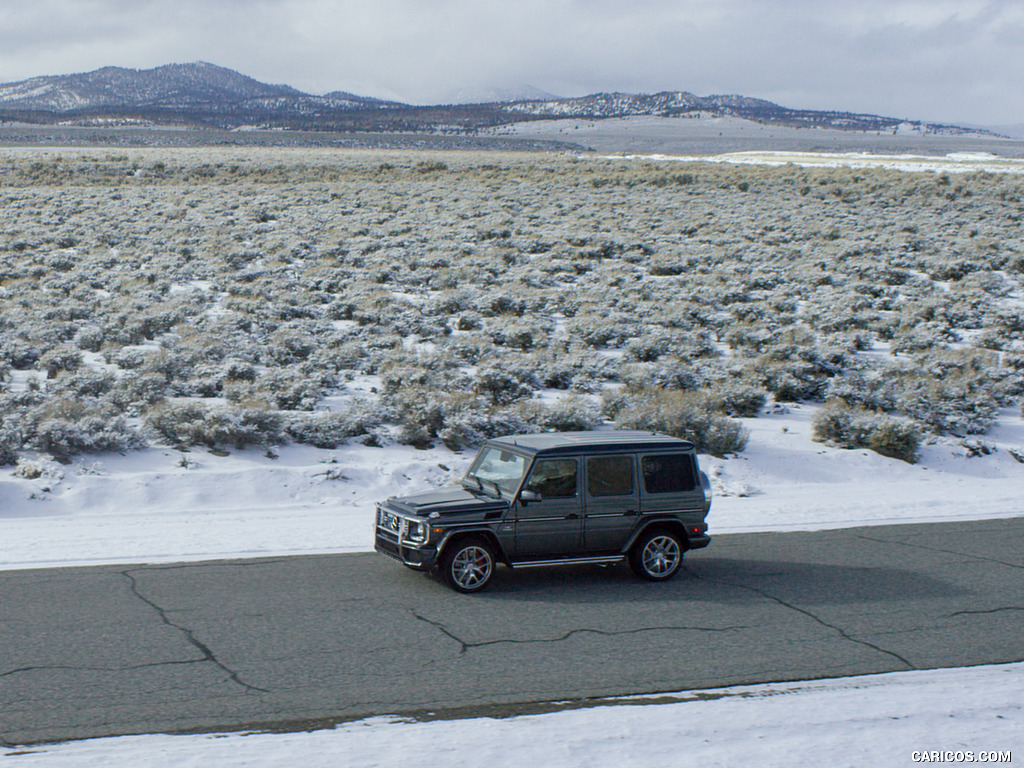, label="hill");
[0,62,999,137]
